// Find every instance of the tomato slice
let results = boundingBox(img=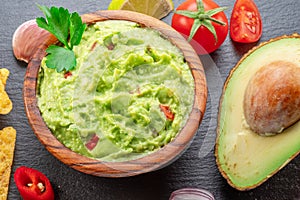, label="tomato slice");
[230,0,262,43]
